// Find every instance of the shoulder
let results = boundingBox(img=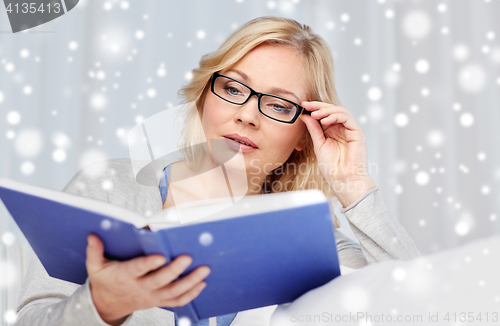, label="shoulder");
[63,158,162,216]
[62,158,134,193]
